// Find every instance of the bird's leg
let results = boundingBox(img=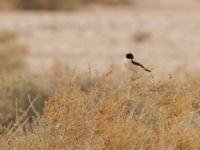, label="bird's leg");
[130,71,139,81]
[130,72,135,81]
[131,76,135,81]
[127,85,133,100]
[128,74,135,100]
